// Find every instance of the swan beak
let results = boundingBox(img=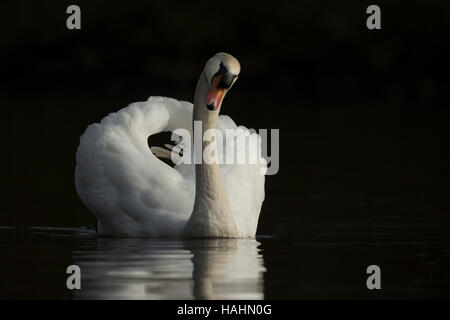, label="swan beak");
[207,74,226,111]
